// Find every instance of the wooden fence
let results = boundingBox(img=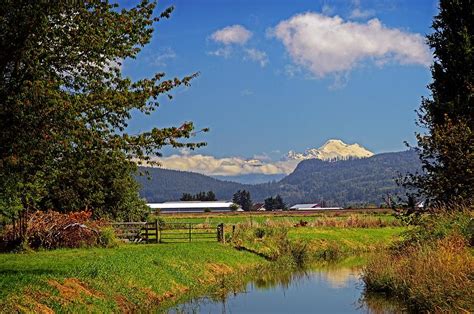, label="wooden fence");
[111,221,224,243]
